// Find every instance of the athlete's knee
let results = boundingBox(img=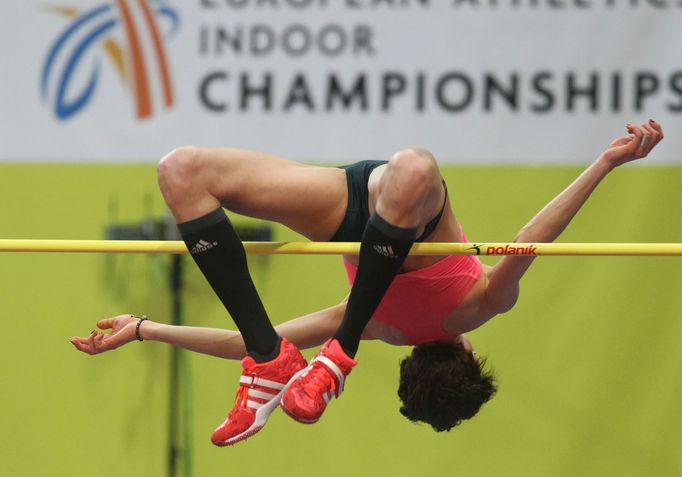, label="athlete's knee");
[387,149,440,200]
[157,145,202,205]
